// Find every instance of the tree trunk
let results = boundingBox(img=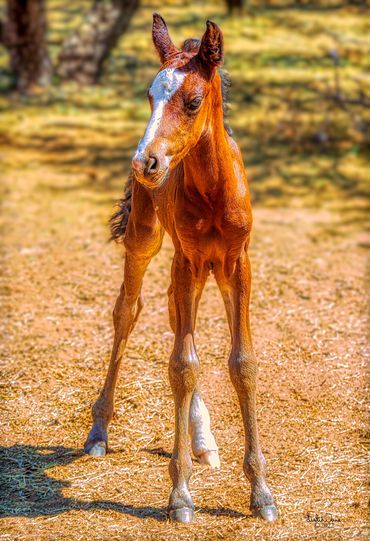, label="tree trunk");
[225,0,245,14]
[57,0,139,84]
[3,0,52,93]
